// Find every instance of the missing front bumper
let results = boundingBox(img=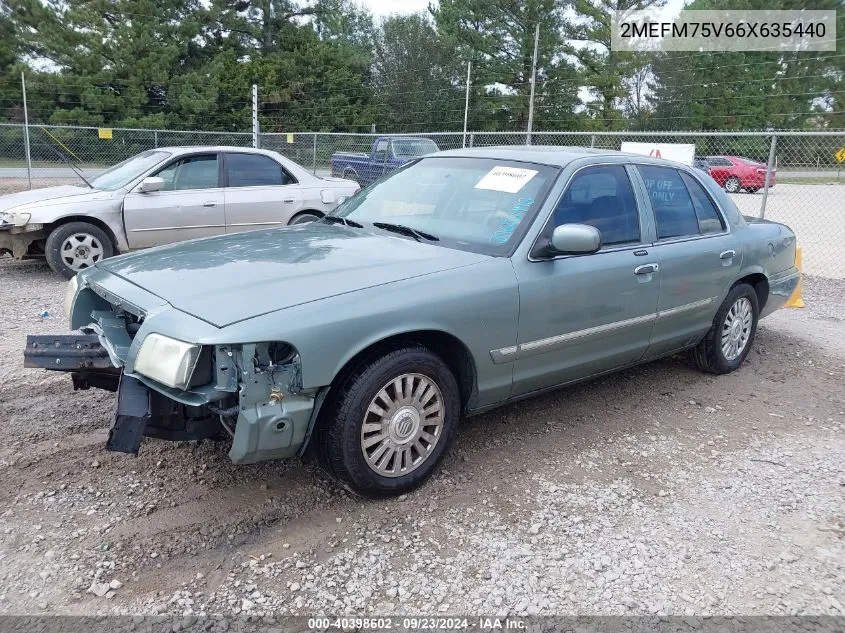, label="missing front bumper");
[24,333,121,391]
